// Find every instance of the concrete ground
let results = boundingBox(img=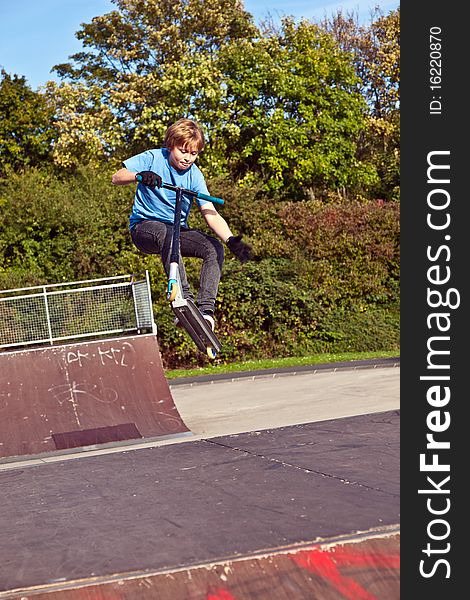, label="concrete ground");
[171,362,400,438]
